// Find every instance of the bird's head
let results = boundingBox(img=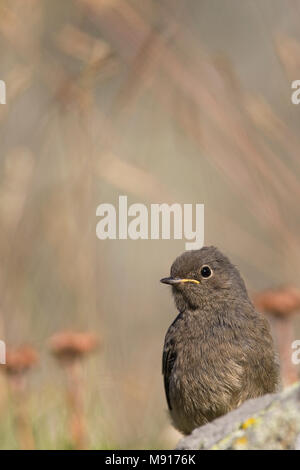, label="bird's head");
[160,246,249,311]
